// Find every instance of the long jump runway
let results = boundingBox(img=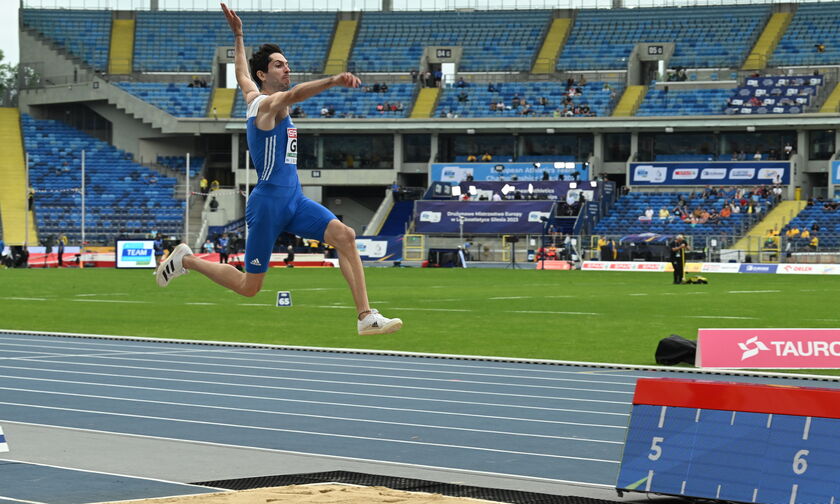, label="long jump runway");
[0,330,838,504]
